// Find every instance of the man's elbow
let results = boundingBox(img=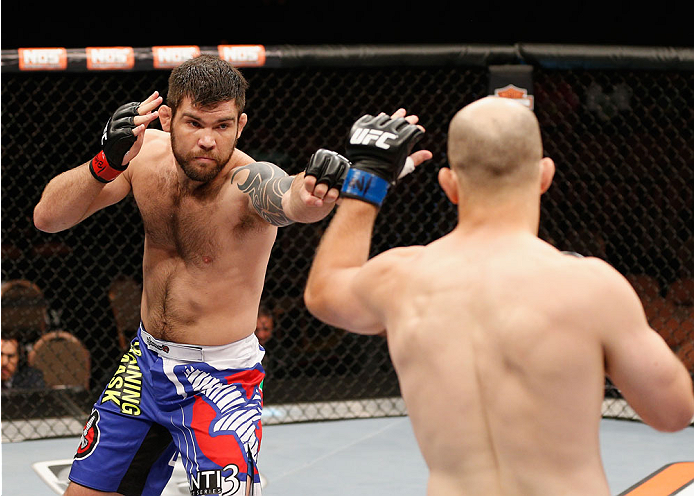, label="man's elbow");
[650,407,694,432]
[647,382,694,432]
[304,280,336,325]
[33,204,53,232]
[303,285,323,320]
[33,204,62,233]
[665,392,694,432]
